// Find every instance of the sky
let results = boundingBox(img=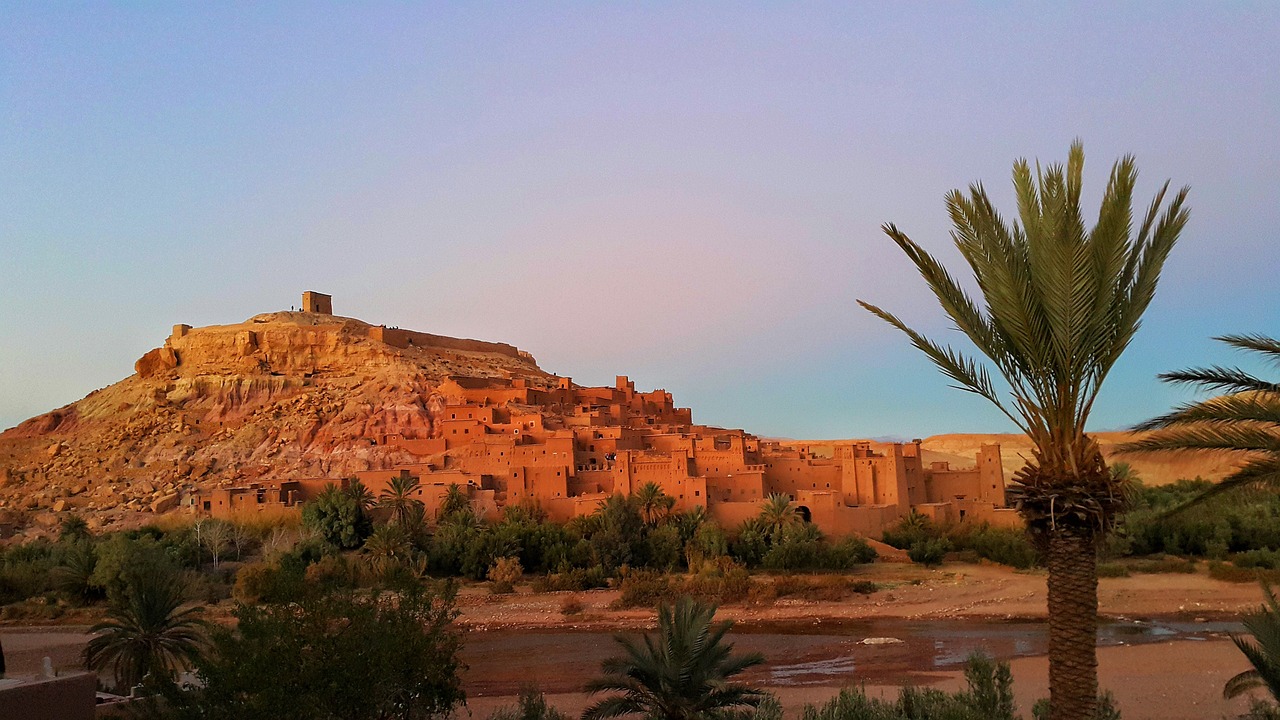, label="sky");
[2,3,1278,439]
